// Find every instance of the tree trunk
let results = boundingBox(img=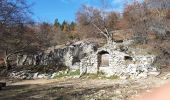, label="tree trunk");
[4,57,11,70]
[107,37,113,45]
